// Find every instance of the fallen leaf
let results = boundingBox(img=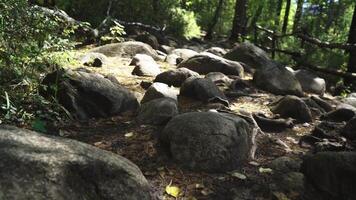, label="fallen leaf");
[249,161,260,166]
[201,188,213,196]
[124,132,134,138]
[195,183,204,189]
[231,172,247,180]
[165,181,180,198]
[272,192,290,200]
[259,167,273,174]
